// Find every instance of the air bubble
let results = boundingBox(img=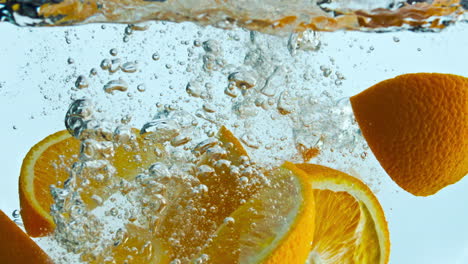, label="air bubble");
[131,22,151,31]
[90,68,98,76]
[241,133,260,149]
[100,59,111,70]
[103,79,128,94]
[238,176,249,185]
[197,165,215,178]
[193,138,218,155]
[110,208,118,216]
[125,25,133,35]
[186,82,203,97]
[137,83,146,92]
[203,103,216,113]
[91,194,103,205]
[152,52,160,61]
[193,184,209,197]
[109,48,118,56]
[121,61,138,73]
[261,67,285,97]
[171,134,191,147]
[109,59,122,73]
[228,71,257,89]
[75,75,89,89]
[140,119,180,142]
[12,209,20,218]
[277,91,295,115]
[65,99,94,138]
[194,253,210,264]
[202,40,221,54]
[223,217,235,225]
[148,162,171,179]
